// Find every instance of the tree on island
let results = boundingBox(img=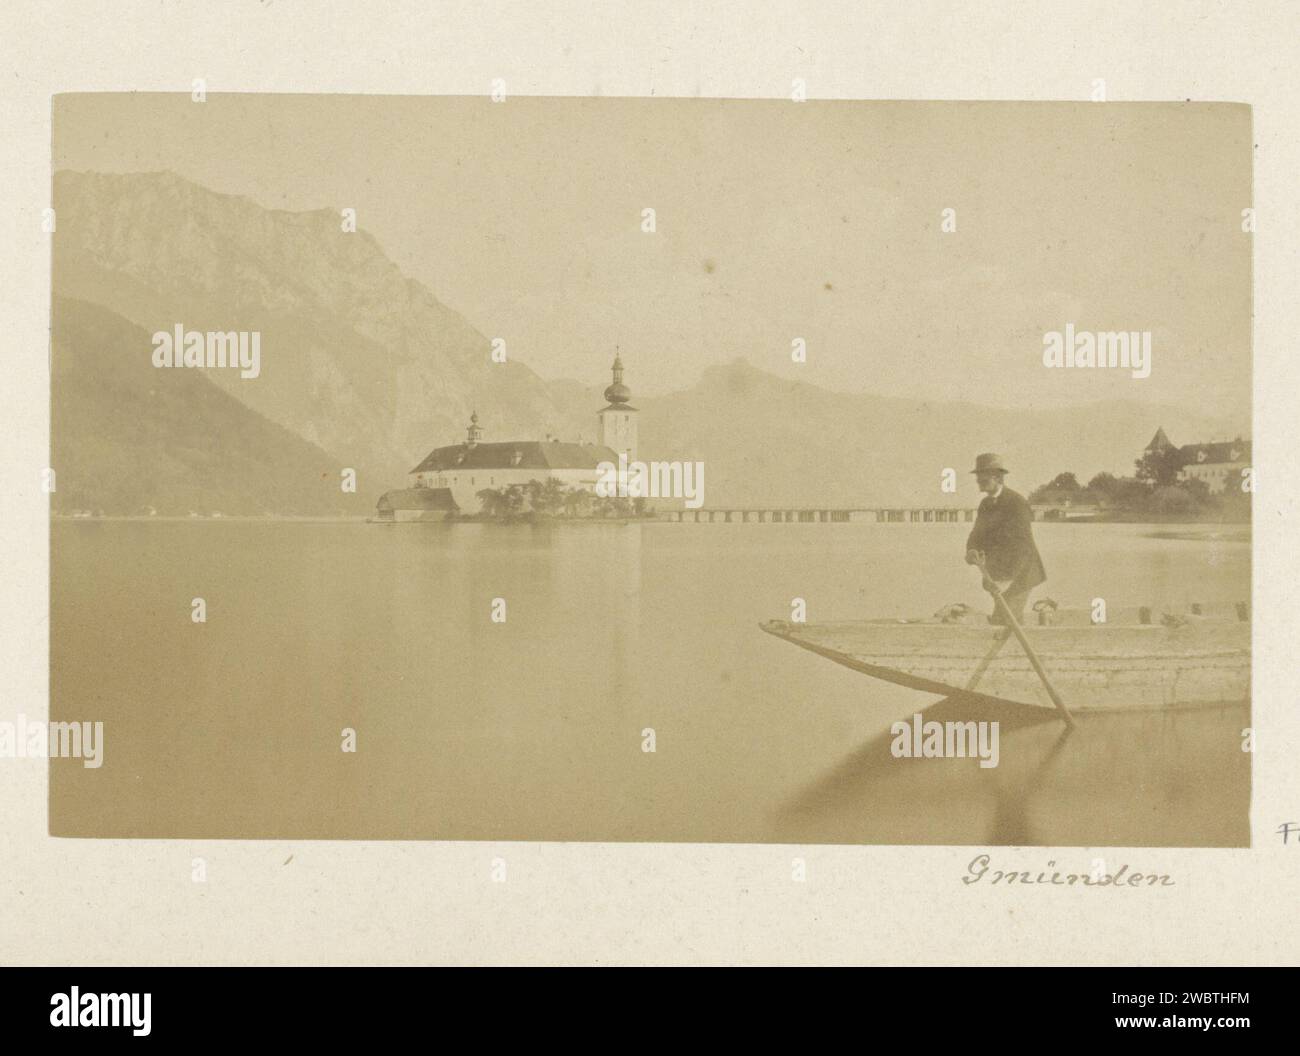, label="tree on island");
[592,495,634,519]
[475,481,646,521]
[1029,471,1088,504]
[1086,471,1120,497]
[475,486,508,519]
[476,484,530,521]
[524,478,568,518]
[1148,485,1198,516]
[561,486,594,519]
[1135,445,1187,487]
